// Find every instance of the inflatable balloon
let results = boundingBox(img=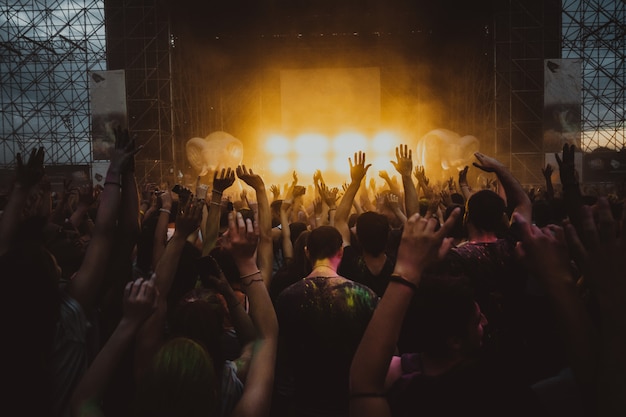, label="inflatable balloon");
[415,129,479,181]
[186,131,243,176]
